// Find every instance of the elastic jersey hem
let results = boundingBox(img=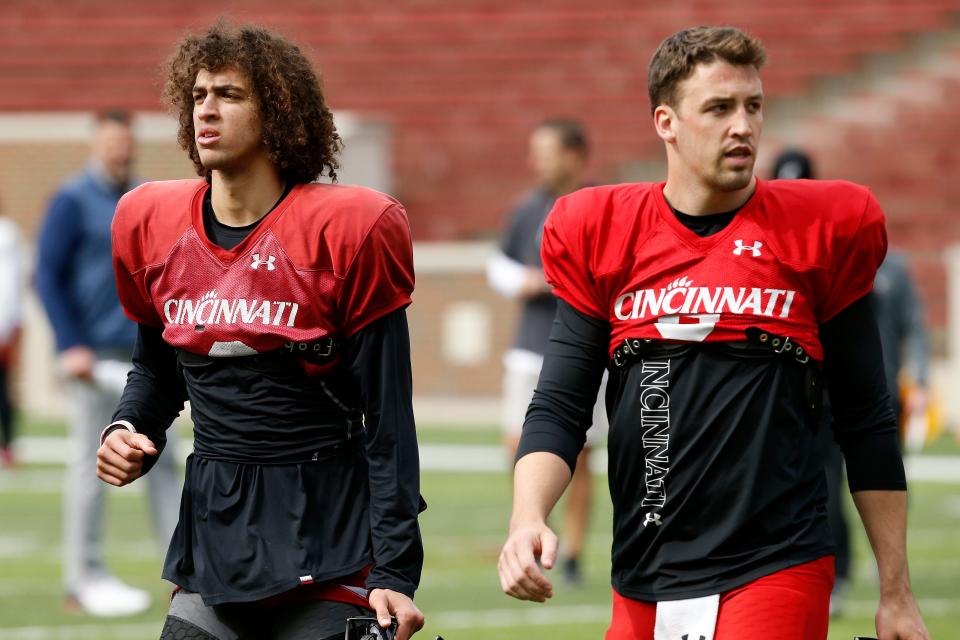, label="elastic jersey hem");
[165,558,374,606]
